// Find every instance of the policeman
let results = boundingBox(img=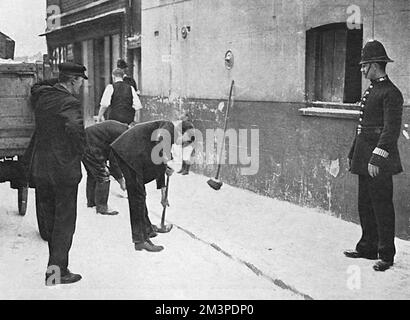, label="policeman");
[25,63,88,285]
[344,40,404,272]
